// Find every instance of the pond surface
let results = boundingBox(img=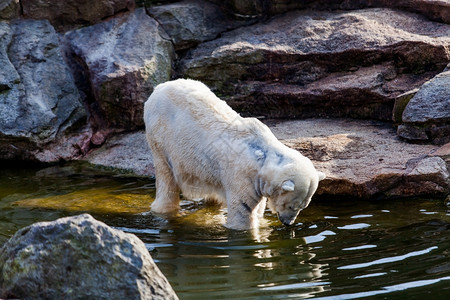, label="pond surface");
[1,165,449,299]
